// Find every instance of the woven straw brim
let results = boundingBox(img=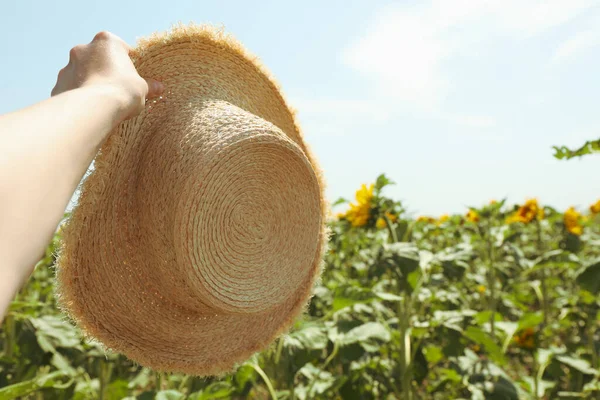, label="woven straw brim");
[56,24,327,376]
